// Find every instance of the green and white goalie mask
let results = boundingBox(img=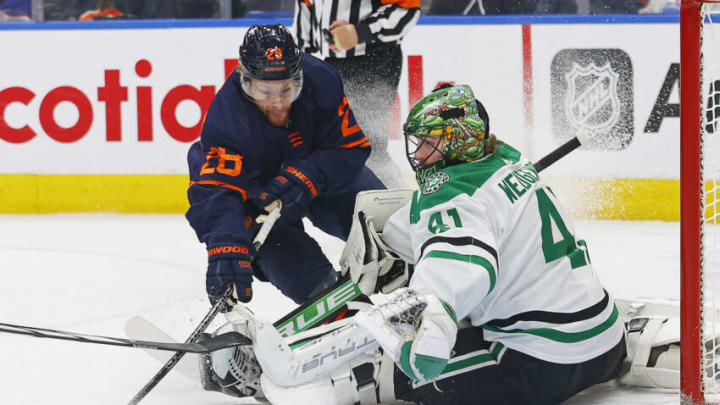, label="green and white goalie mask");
[403,83,490,188]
